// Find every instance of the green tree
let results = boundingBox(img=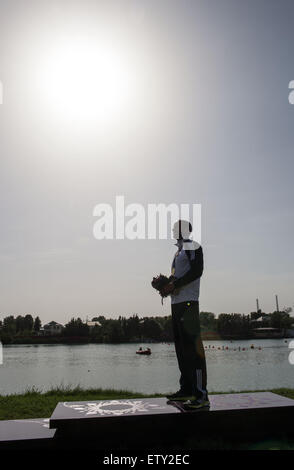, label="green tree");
[124,314,141,341]
[3,316,16,335]
[90,324,103,342]
[270,311,292,329]
[64,318,89,337]
[105,319,124,343]
[34,316,42,332]
[158,316,174,341]
[141,318,162,341]
[217,313,250,336]
[24,314,34,332]
[15,315,25,333]
[200,312,216,330]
